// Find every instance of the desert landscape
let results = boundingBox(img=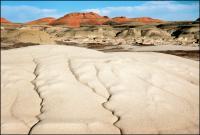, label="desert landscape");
[1,1,199,134]
[1,13,199,60]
